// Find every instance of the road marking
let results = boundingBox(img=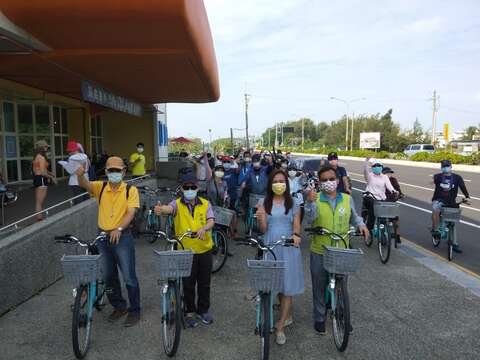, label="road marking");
[401,238,480,281]
[351,185,480,229]
[348,173,480,201]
